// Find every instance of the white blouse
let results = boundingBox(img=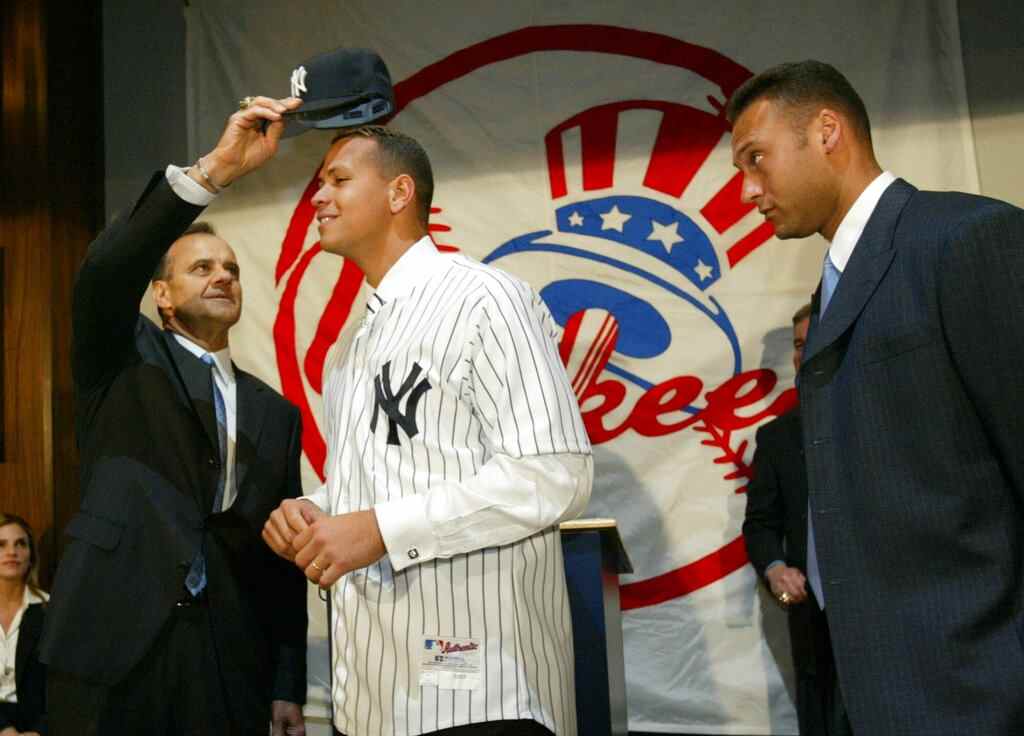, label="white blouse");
[0,587,47,703]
